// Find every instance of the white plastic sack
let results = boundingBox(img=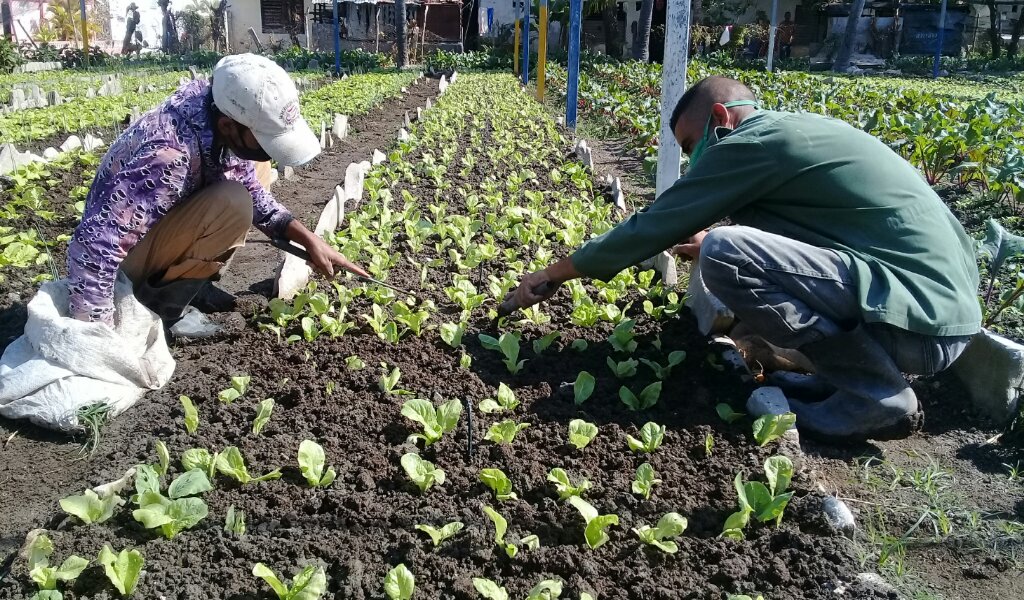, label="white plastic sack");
[719,26,731,46]
[0,273,175,431]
